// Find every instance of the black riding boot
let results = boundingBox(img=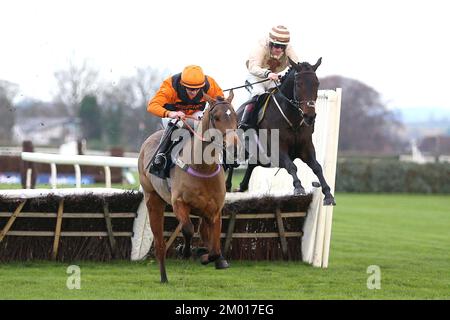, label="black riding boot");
[238,95,260,130]
[238,103,256,130]
[148,120,178,177]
